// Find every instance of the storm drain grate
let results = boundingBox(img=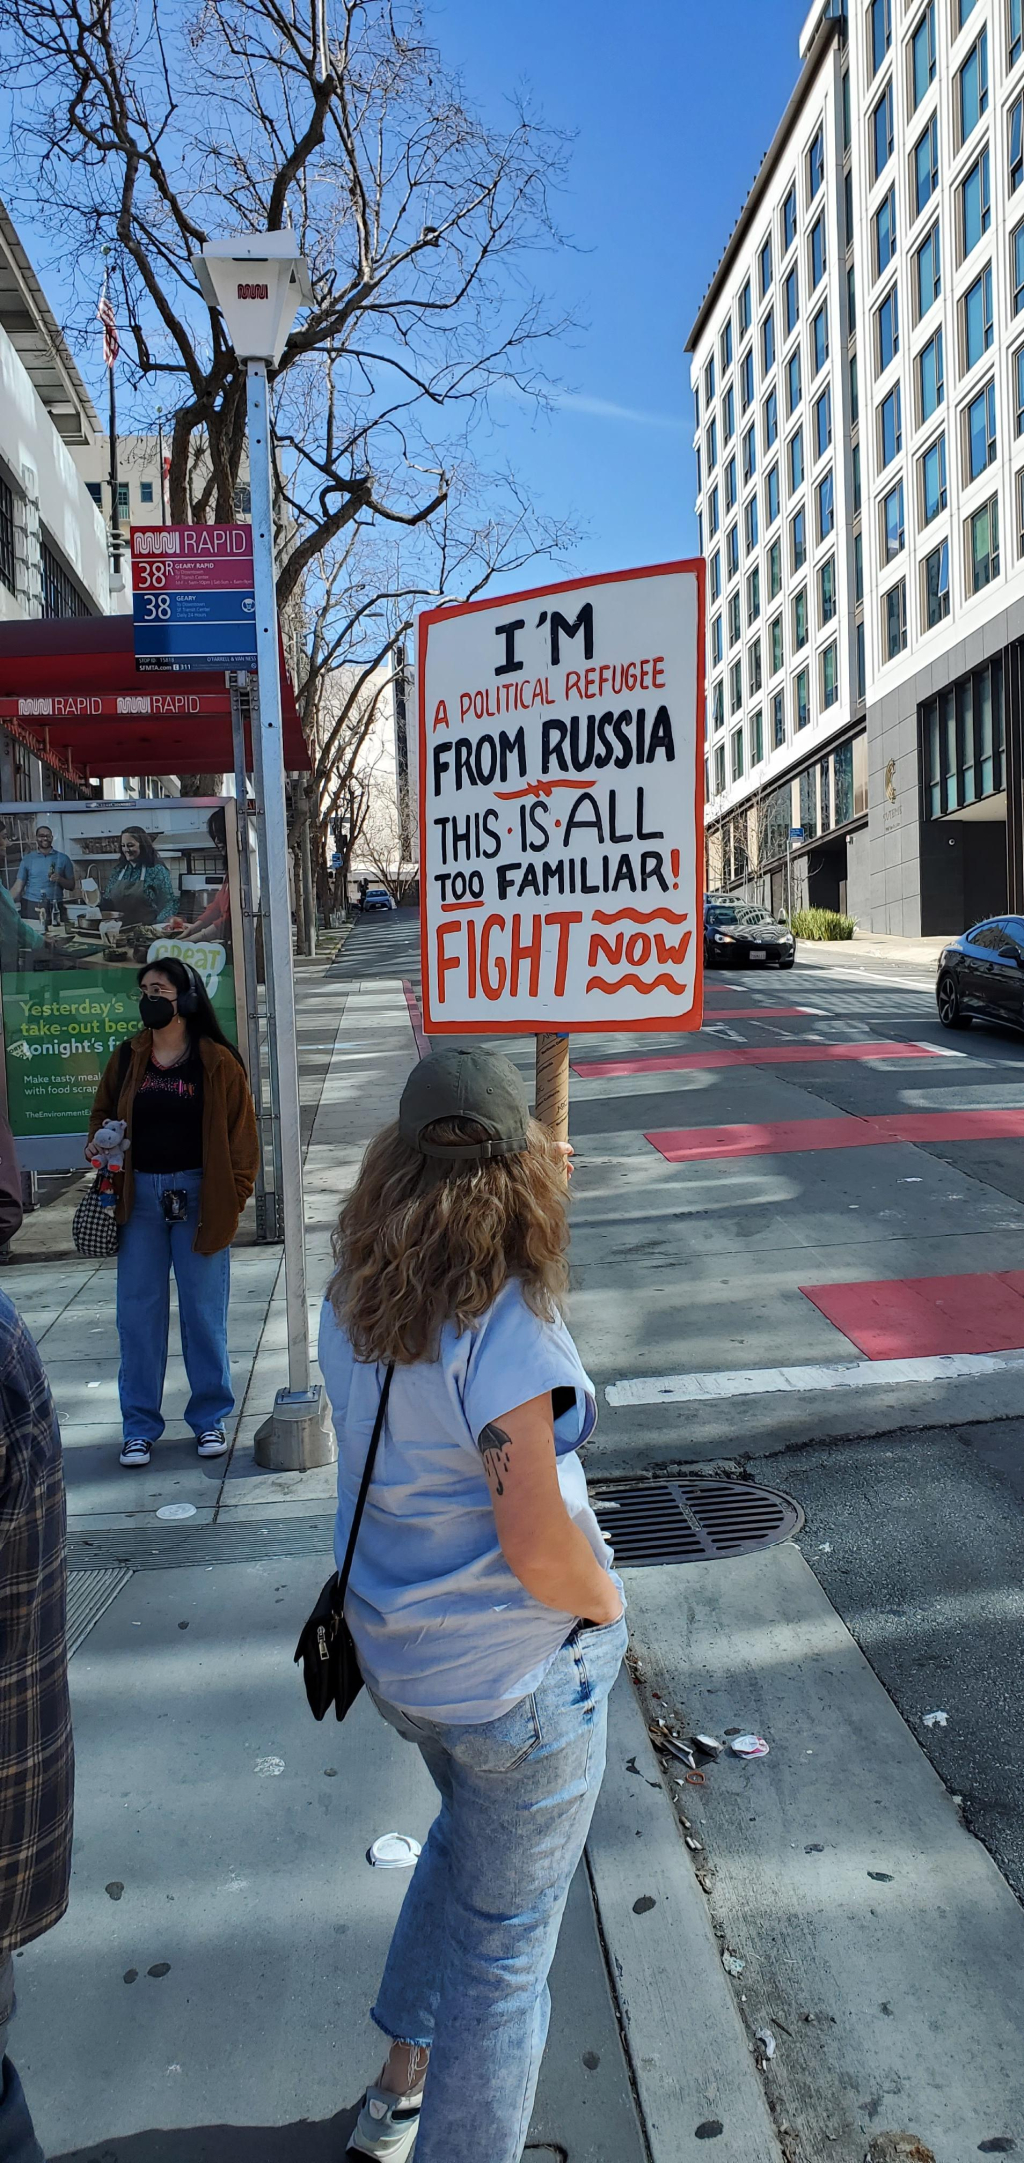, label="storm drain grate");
[67,1566,132,1656]
[591,1480,804,1567]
